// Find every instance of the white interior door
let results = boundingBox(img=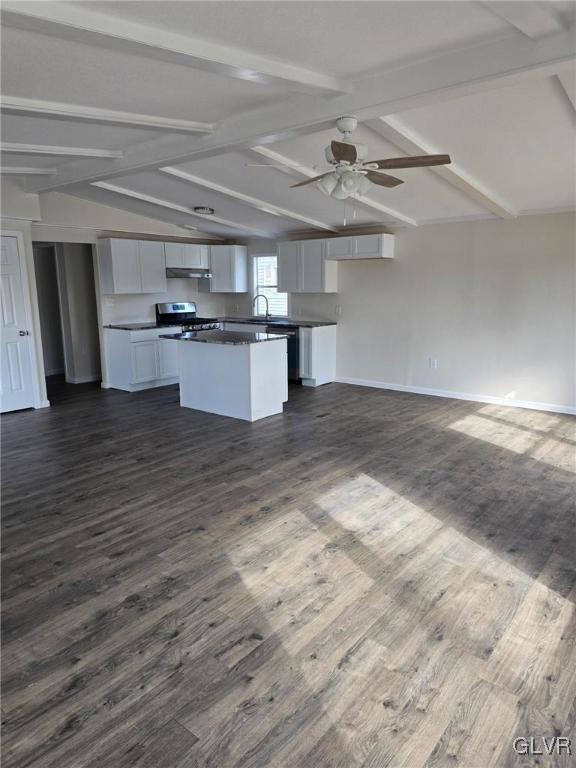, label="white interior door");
[1,236,36,412]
